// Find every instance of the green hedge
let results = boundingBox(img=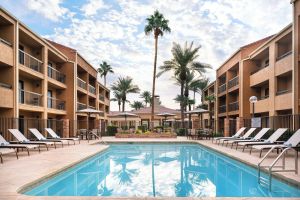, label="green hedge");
[107,126,118,136]
[176,128,186,136]
[138,125,147,133]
